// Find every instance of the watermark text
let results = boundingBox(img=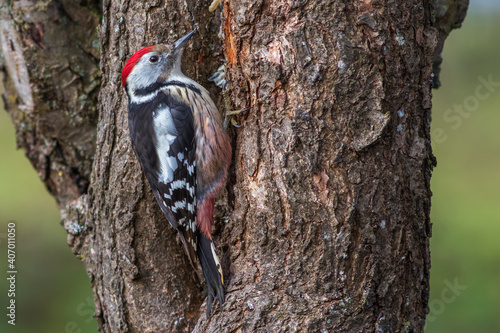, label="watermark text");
[6,221,16,326]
